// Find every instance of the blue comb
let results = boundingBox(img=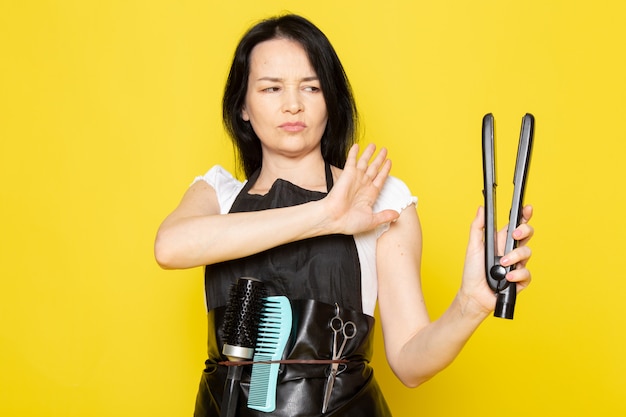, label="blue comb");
[247,296,292,412]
